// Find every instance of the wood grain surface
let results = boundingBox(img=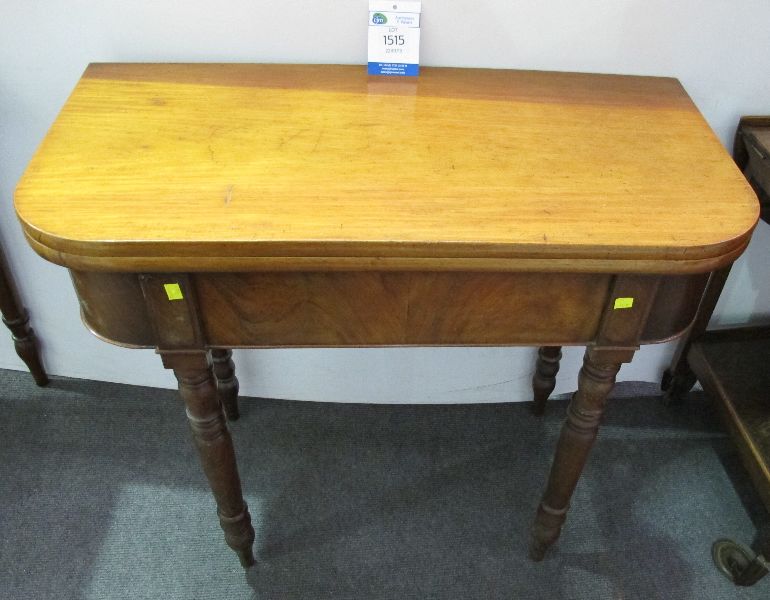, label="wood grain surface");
[15,64,757,273]
[69,270,708,348]
[194,271,611,346]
